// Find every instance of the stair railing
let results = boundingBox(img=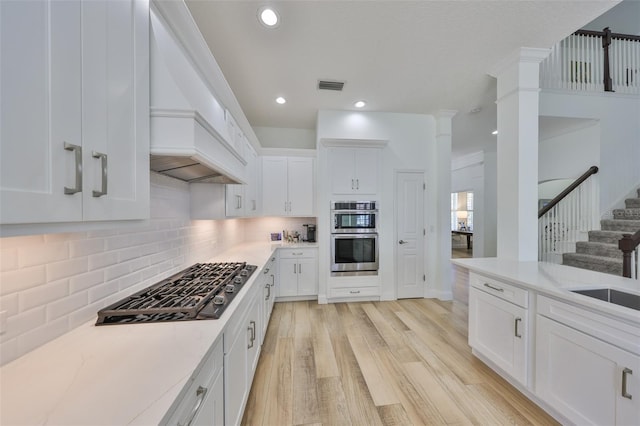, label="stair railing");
[538,166,600,263]
[540,28,640,94]
[619,230,640,279]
